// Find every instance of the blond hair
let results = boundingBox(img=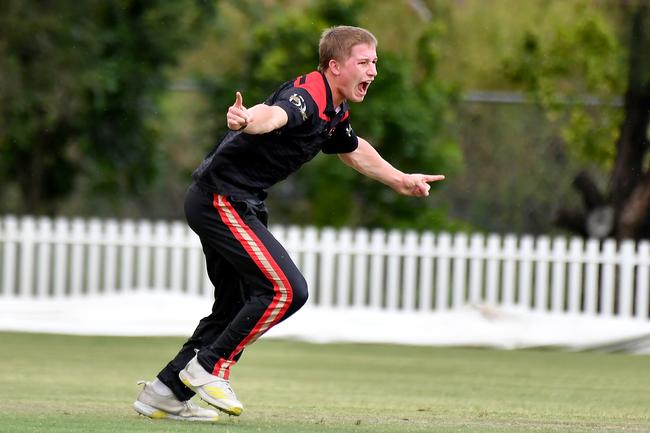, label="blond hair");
[318,26,377,72]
